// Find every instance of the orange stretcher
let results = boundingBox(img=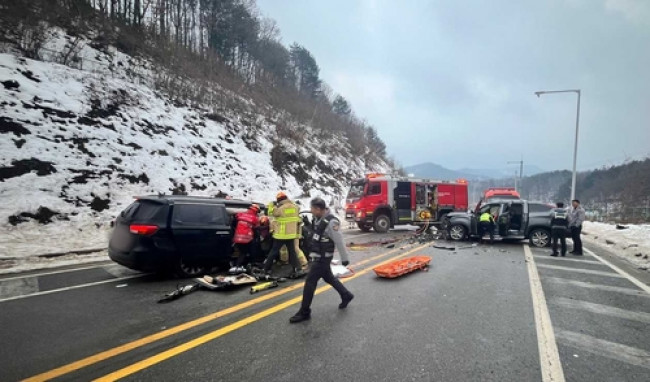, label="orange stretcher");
[373,256,431,278]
